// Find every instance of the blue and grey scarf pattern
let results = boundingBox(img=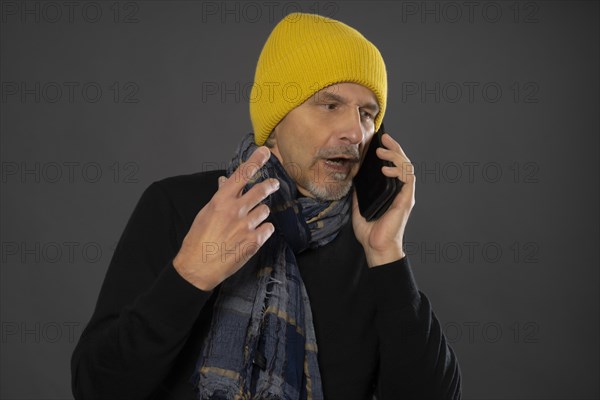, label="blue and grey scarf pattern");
[191,132,351,399]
